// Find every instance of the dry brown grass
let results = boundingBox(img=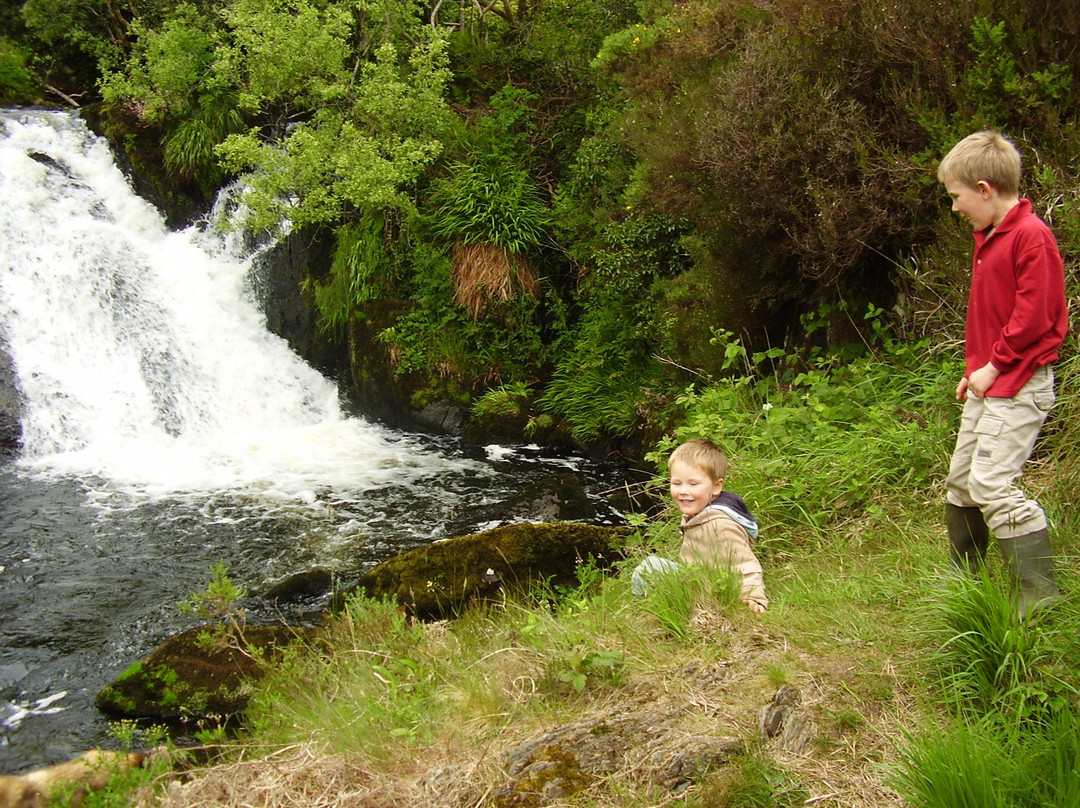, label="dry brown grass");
[135,740,499,808]
[451,242,539,319]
